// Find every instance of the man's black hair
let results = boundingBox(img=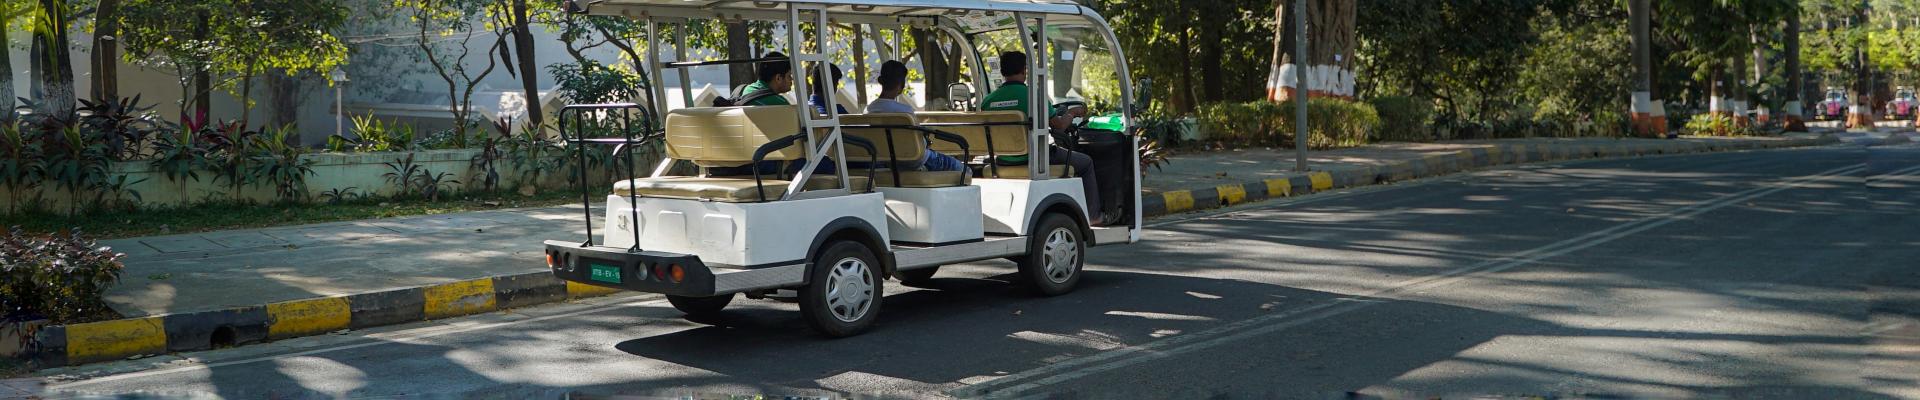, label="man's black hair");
[878,60,908,90]
[757,51,792,83]
[1000,51,1028,78]
[808,63,844,97]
